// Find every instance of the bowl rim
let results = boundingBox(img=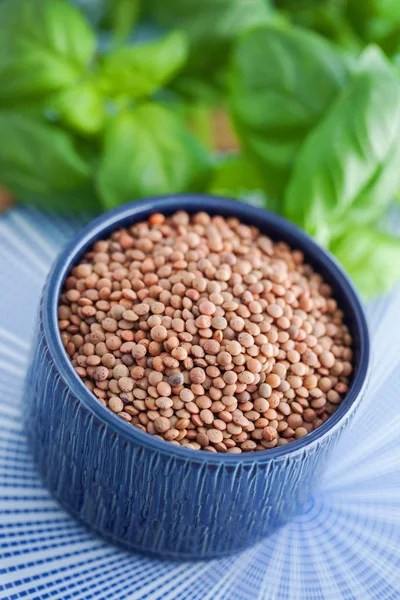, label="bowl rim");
[42,194,371,464]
